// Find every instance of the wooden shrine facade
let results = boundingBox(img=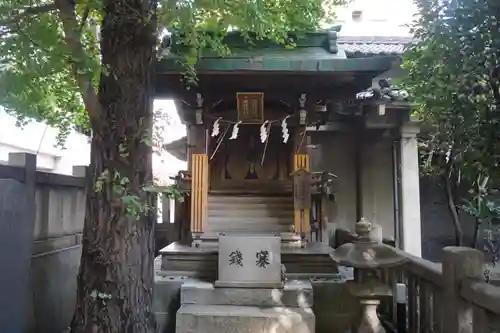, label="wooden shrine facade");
[179,89,314,245]
[156,28,412,247]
